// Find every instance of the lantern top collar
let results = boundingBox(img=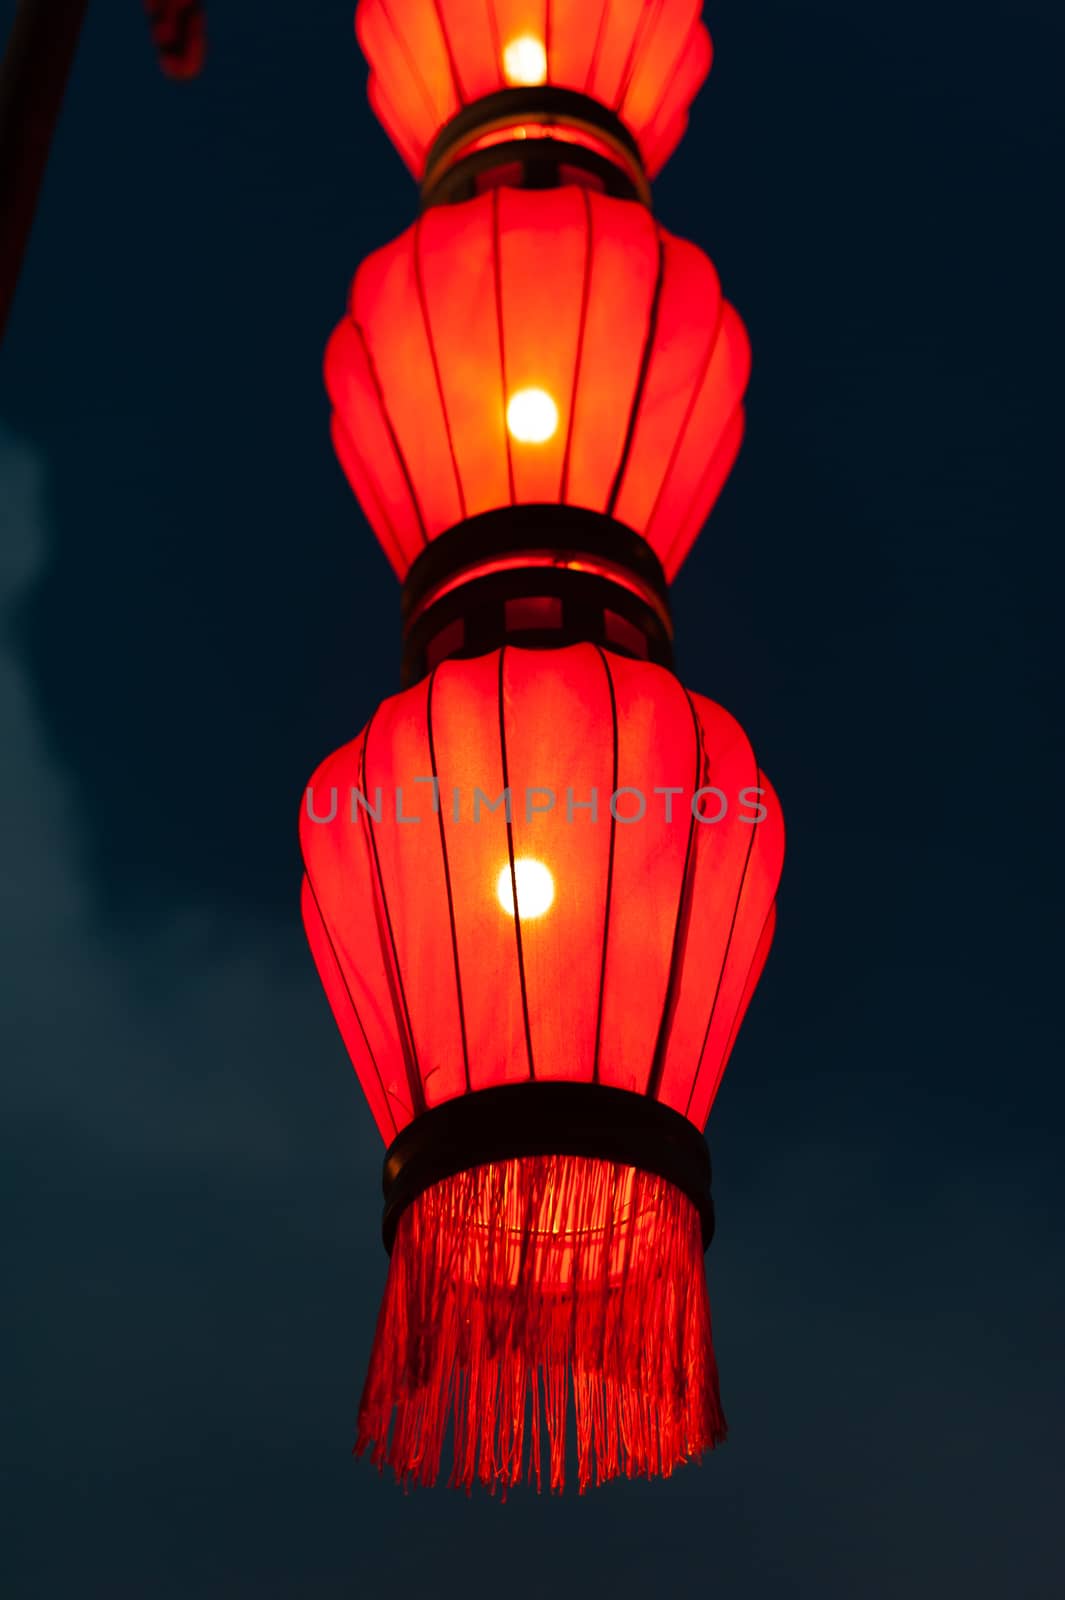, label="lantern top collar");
[421,85,652,209]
